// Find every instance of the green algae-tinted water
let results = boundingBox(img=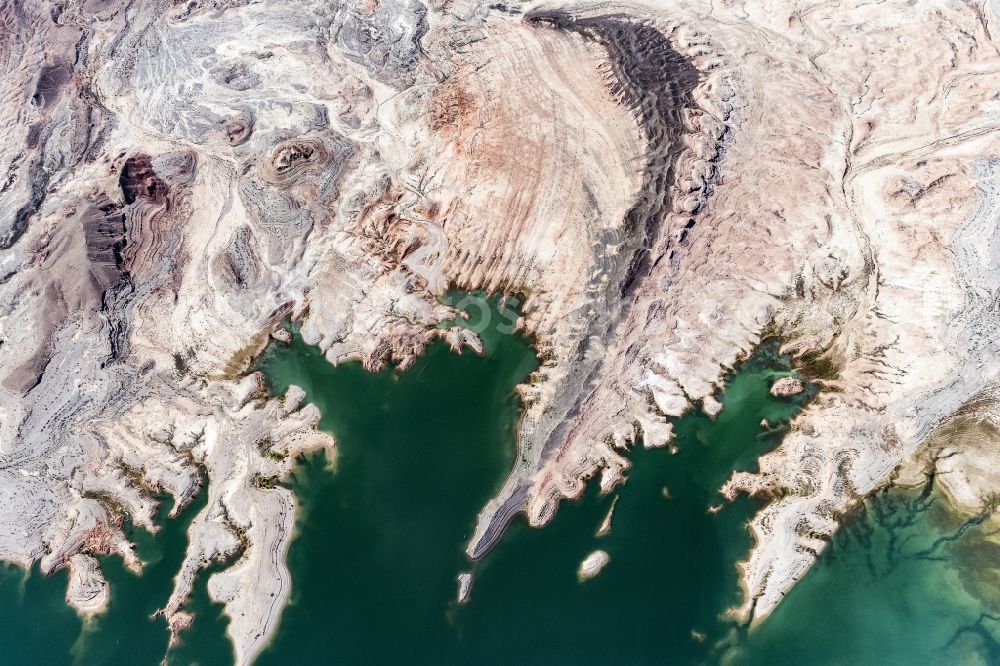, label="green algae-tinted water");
[3,292,999,664]
[736,481,1000,666]
[74,477,232,666]
[0,475,233,666]
[251,294,813,664]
